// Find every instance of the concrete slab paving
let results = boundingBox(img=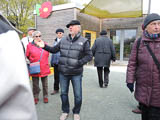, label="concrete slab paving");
[35,65,141,120]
